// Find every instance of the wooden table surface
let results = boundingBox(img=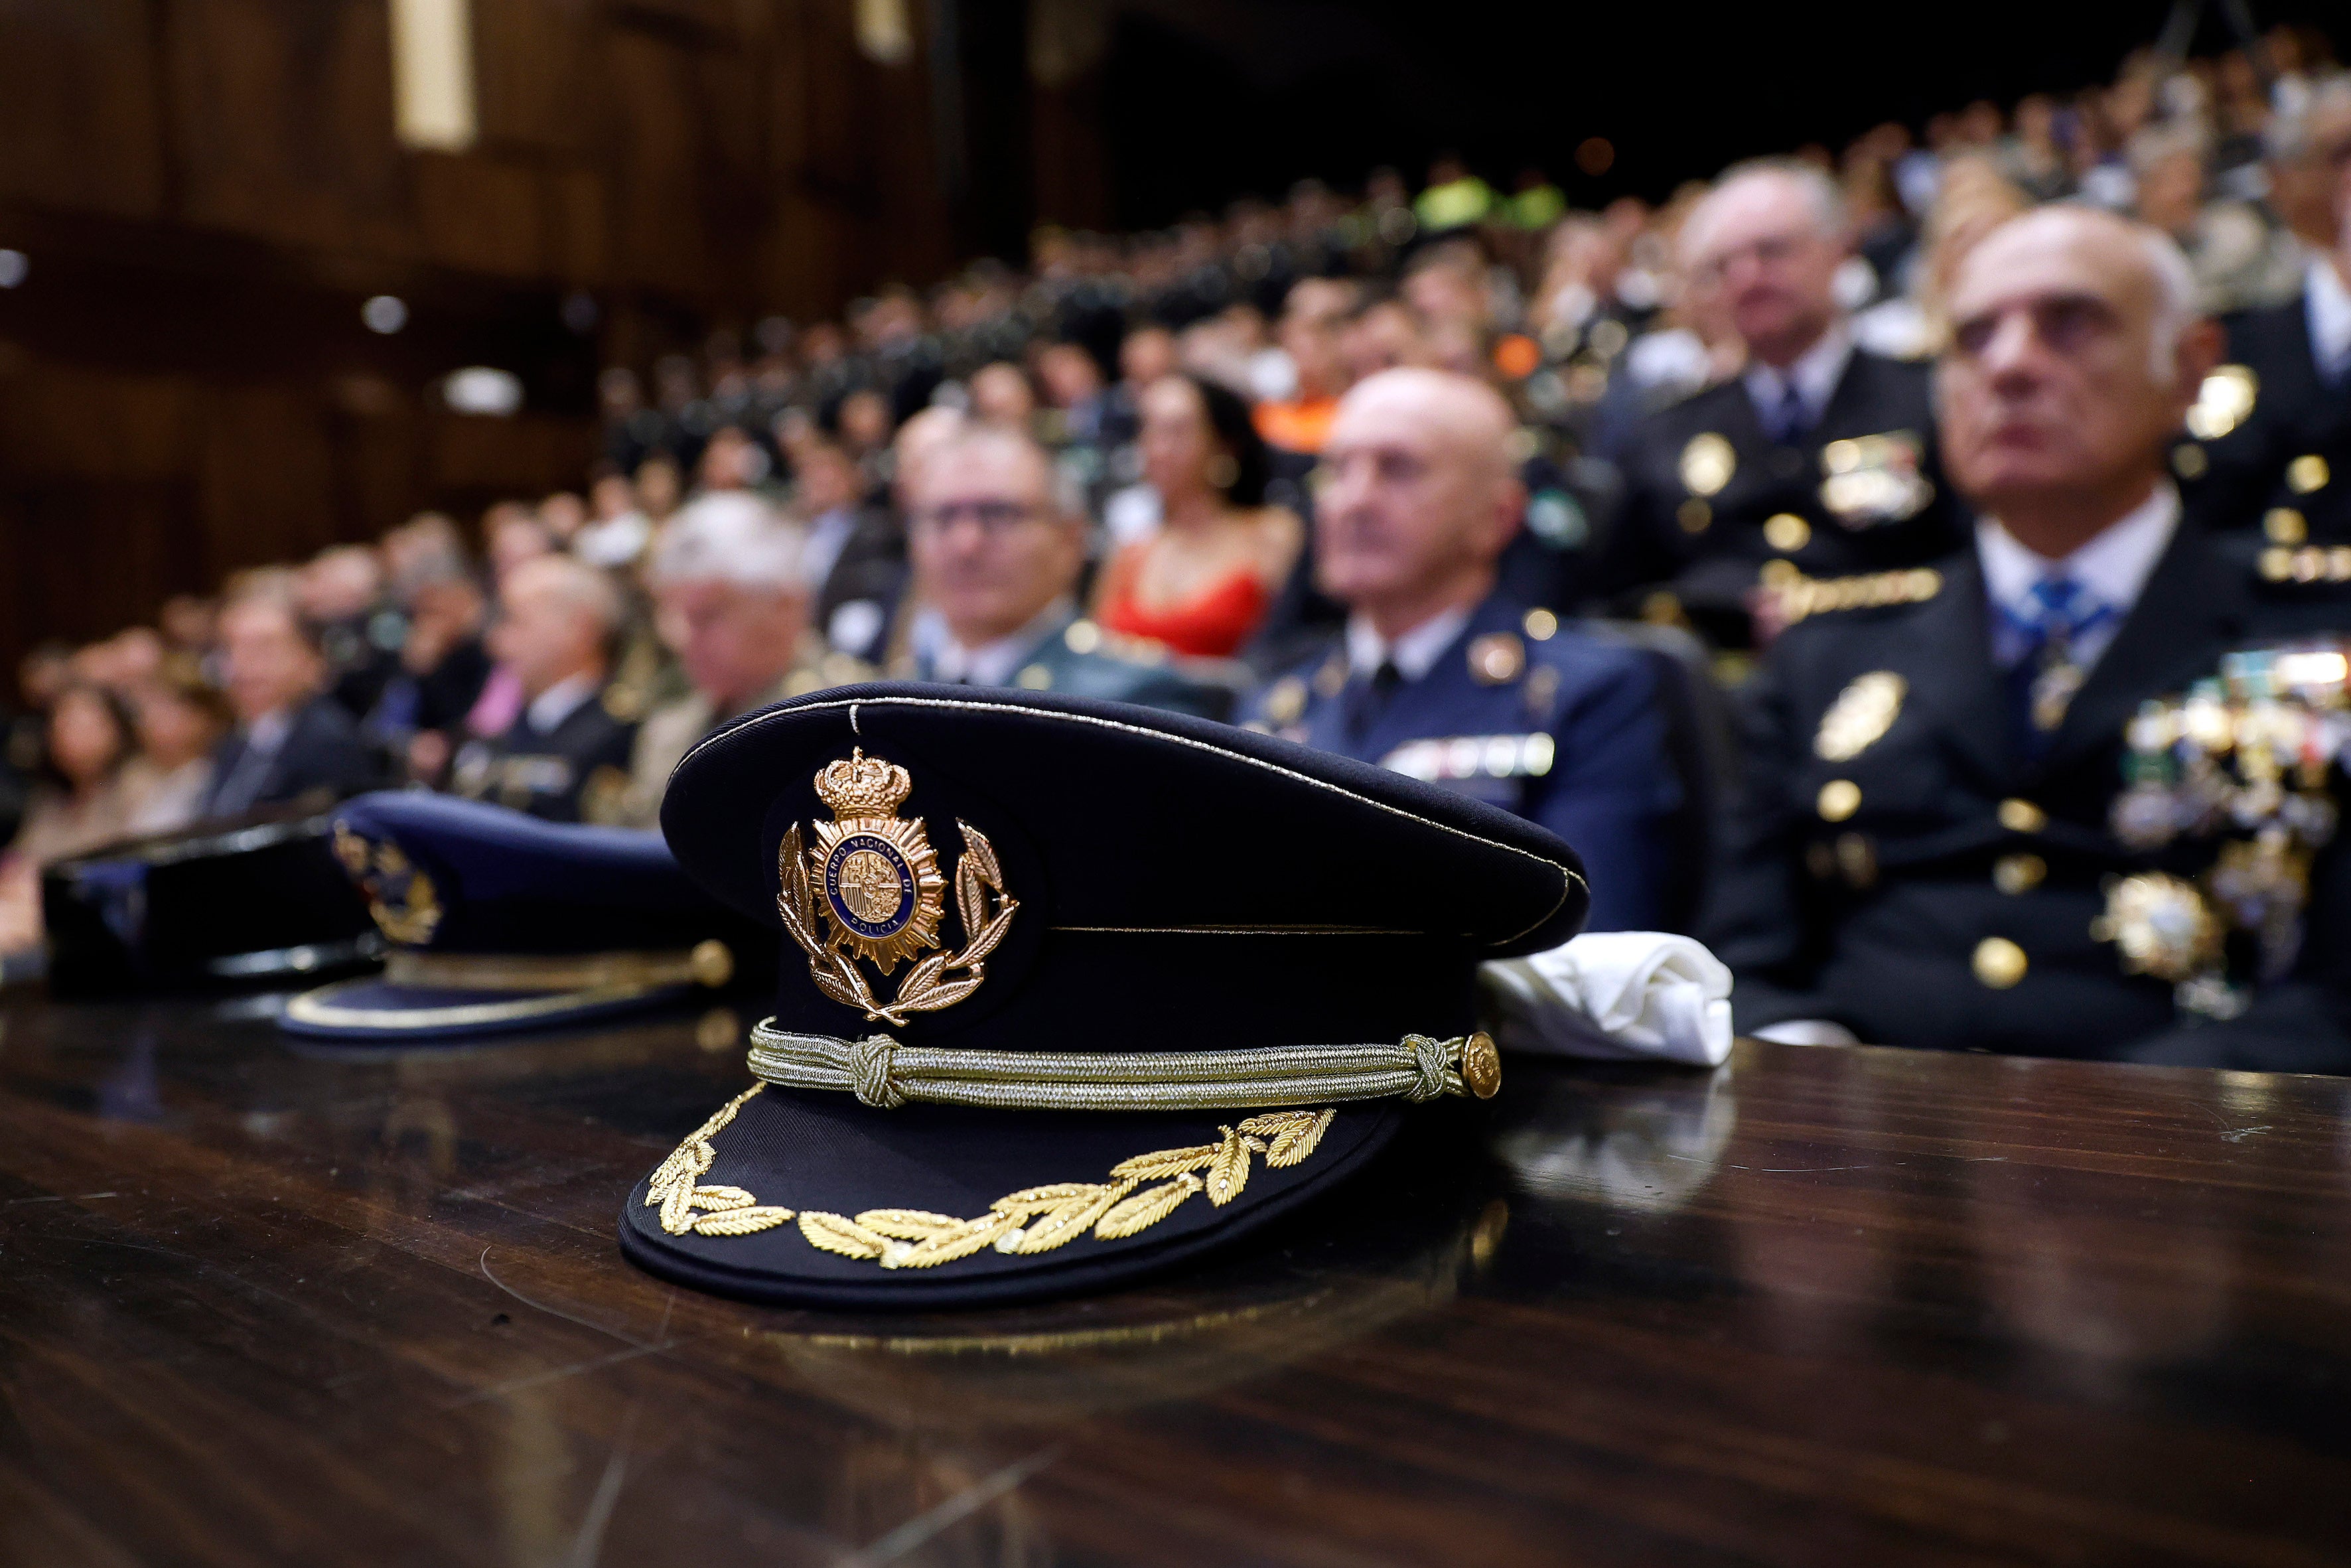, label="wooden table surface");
[2,989,2347,1568]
